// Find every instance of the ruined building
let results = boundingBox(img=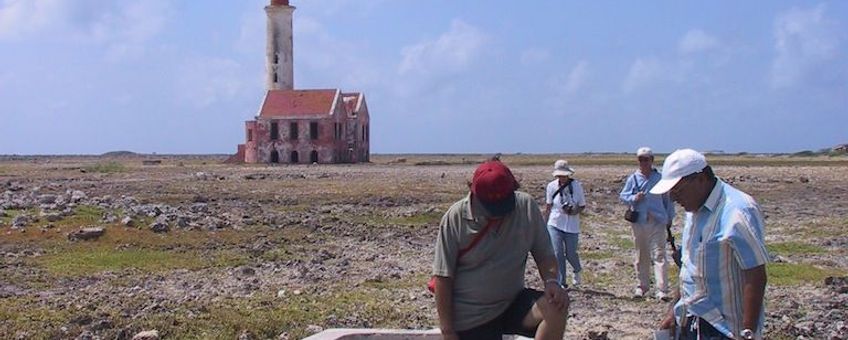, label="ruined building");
[229,0,370,164]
